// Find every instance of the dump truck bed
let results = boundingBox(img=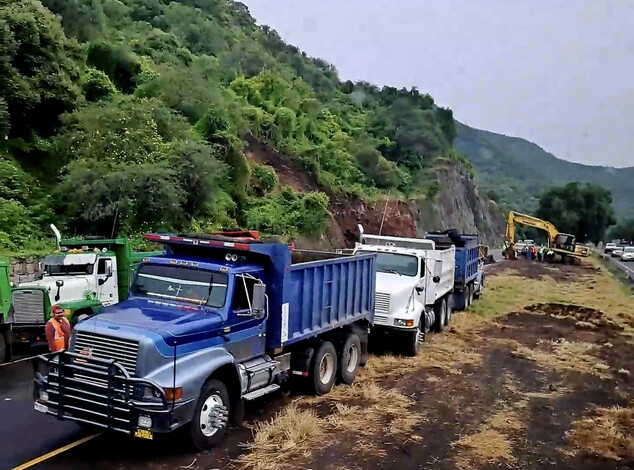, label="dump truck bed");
[268,251,376,350]
[426,232,480,289]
